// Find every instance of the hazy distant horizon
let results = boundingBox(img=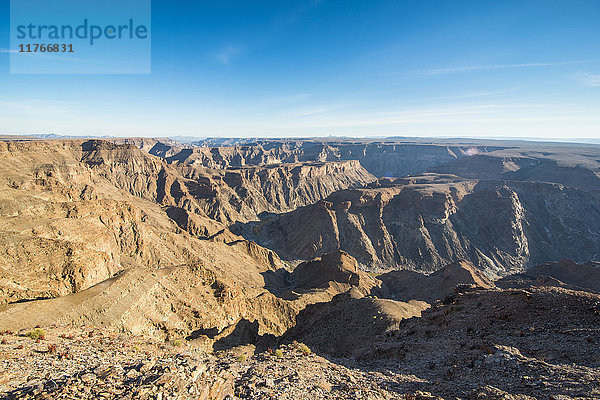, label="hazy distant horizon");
[2,132,599,146]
